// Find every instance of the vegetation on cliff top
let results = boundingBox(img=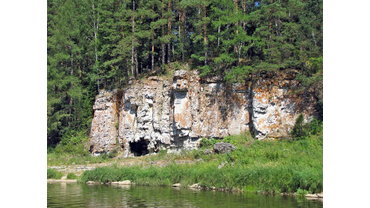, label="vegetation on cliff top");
[47,0,323,146]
